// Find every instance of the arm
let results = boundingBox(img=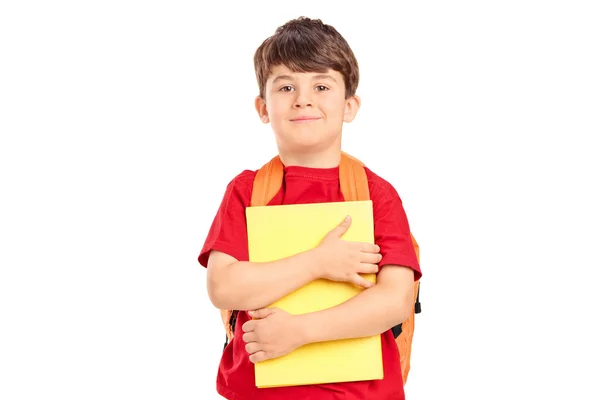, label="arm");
[241,182,421,362]
[296,264,415,343]
[207,216,381,311]
[296,177,422,341]
[202,174,329,311]
[207,249,321,311]
[241,264,416,364]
